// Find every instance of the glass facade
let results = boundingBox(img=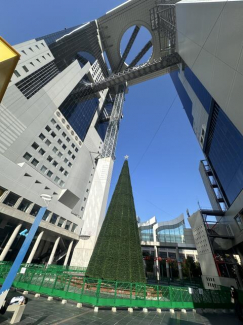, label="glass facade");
[184,67,212,114]
[58,81,99,141]
[36,25,82,46]
[156,220,185,243]
[170,70,193,125]
[206,102,243,205]
[139,226,153,241]
[15,61,59,99]
[95,97,113,141]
